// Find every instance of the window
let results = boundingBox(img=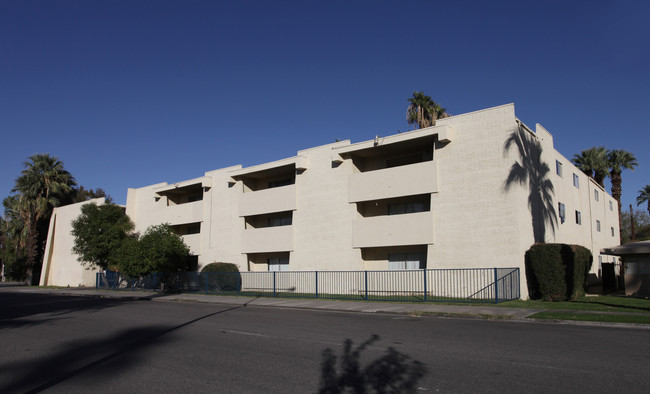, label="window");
[268,213,292,227]
[186,224,201,234]
[388,253,426,270]
[268,178,293,188]
[573,173,579,188]
[268,257,289,271]
[609,201,613,211]
[188,194,203,202]
[594,189,599,201]
[611,227,615,236]
[388,201,427,215]
[558,202,566,224]
[556,160,563,177]
[596,220,601,232]
[575,210,581,225]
